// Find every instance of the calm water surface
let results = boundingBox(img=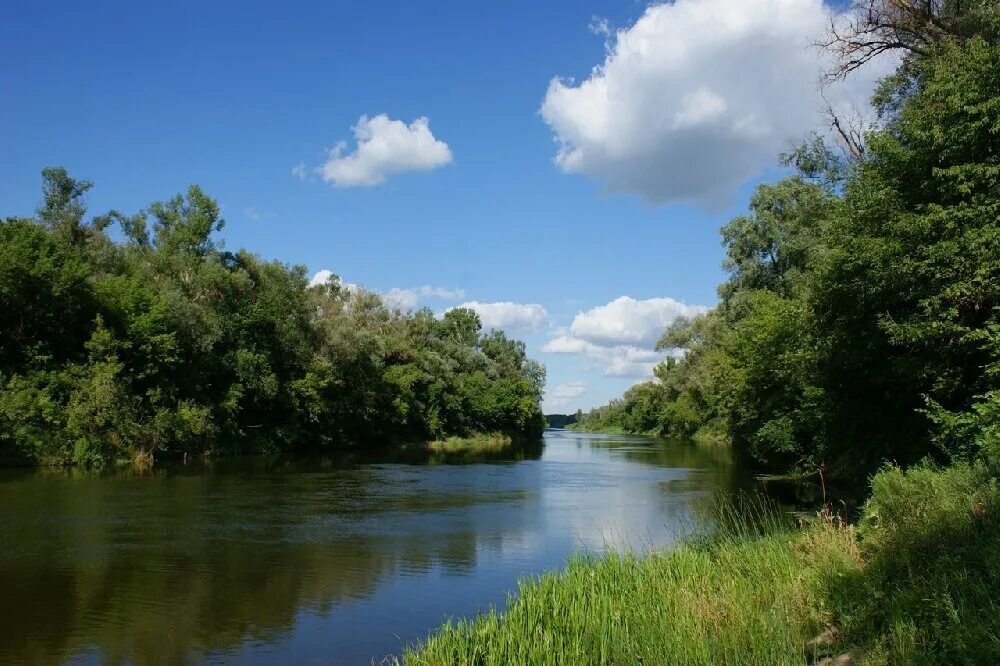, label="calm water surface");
[0,429,753,664]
